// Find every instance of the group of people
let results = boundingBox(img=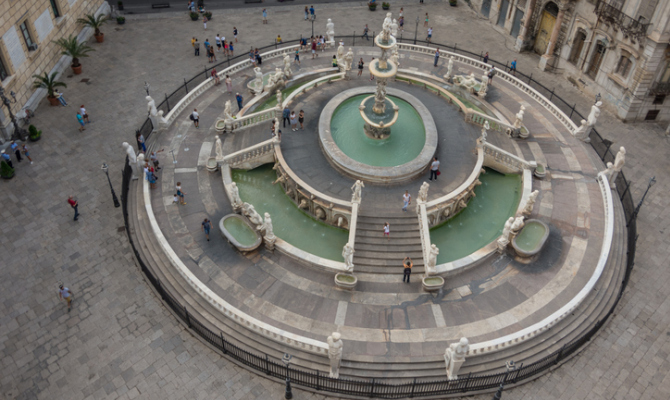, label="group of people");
[1,140,33,169]
[281,106,305,131]
[192,32,236,62]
